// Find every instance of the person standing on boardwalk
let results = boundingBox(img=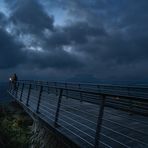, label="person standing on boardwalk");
[12,73,18,90]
